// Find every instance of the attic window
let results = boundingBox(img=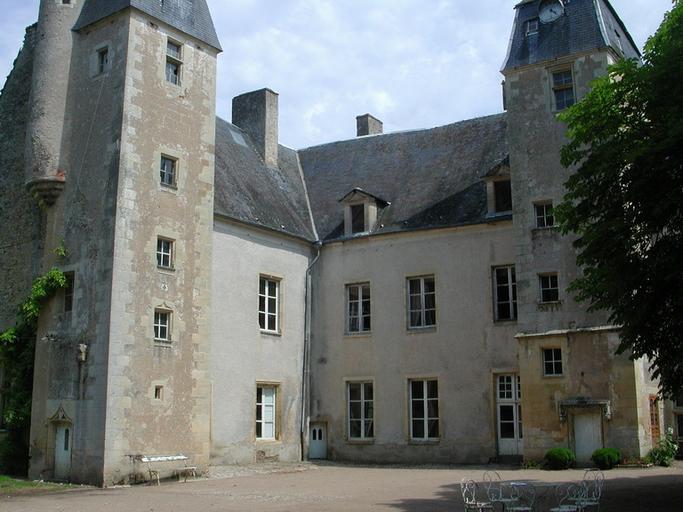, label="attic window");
[351,204,365,234]
[614,31,623,52]
[494,180,512,213]
[526,19,539,35]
